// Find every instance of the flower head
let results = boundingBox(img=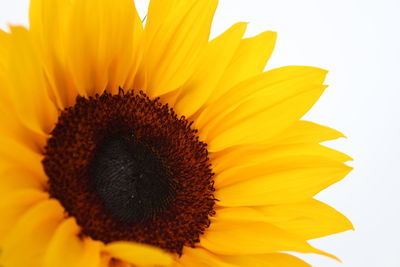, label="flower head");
[0,0,352,266]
